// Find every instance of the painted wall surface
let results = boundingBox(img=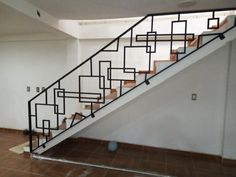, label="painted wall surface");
[0,40,67,130]
[223,40,236,159]
[78,44,230,155]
